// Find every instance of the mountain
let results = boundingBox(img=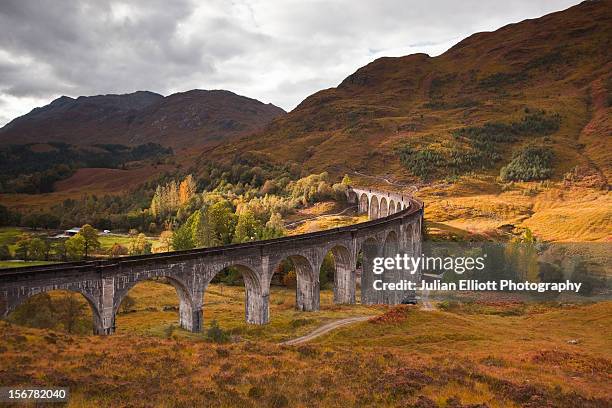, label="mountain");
[0,90,286,149]
[211,0,611,183]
